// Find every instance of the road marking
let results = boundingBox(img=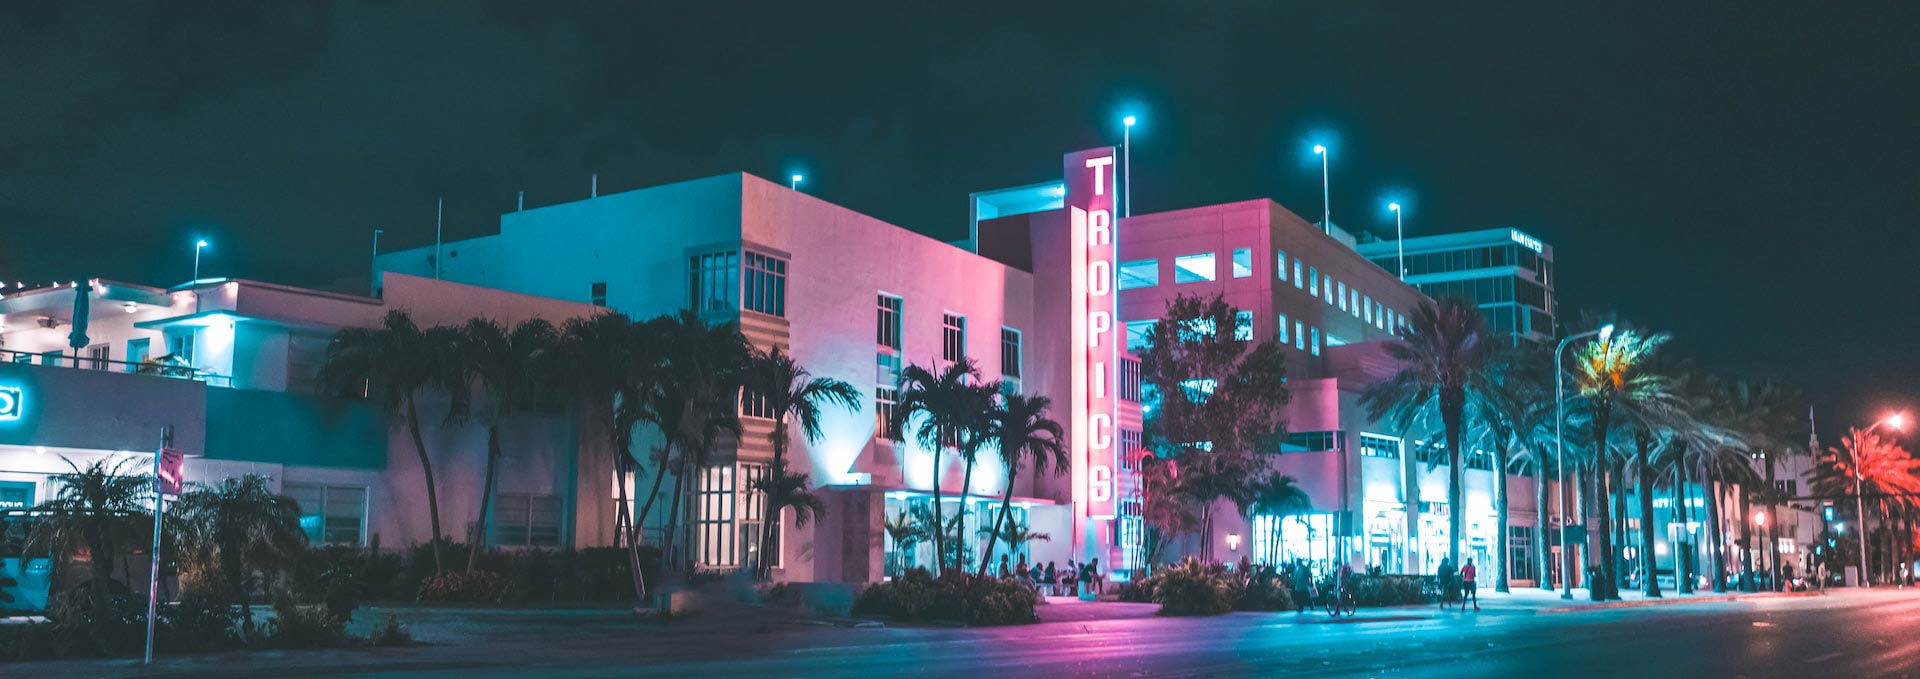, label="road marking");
[1805,651,1844,664]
